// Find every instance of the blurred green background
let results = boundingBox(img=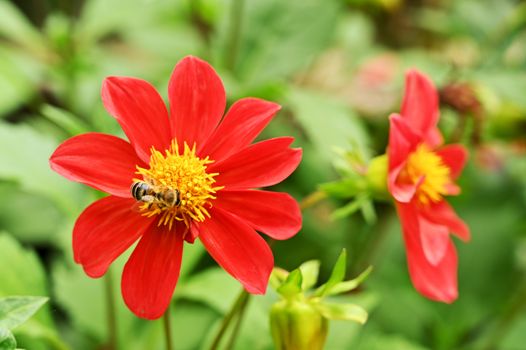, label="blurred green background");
[0,0,525,349]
